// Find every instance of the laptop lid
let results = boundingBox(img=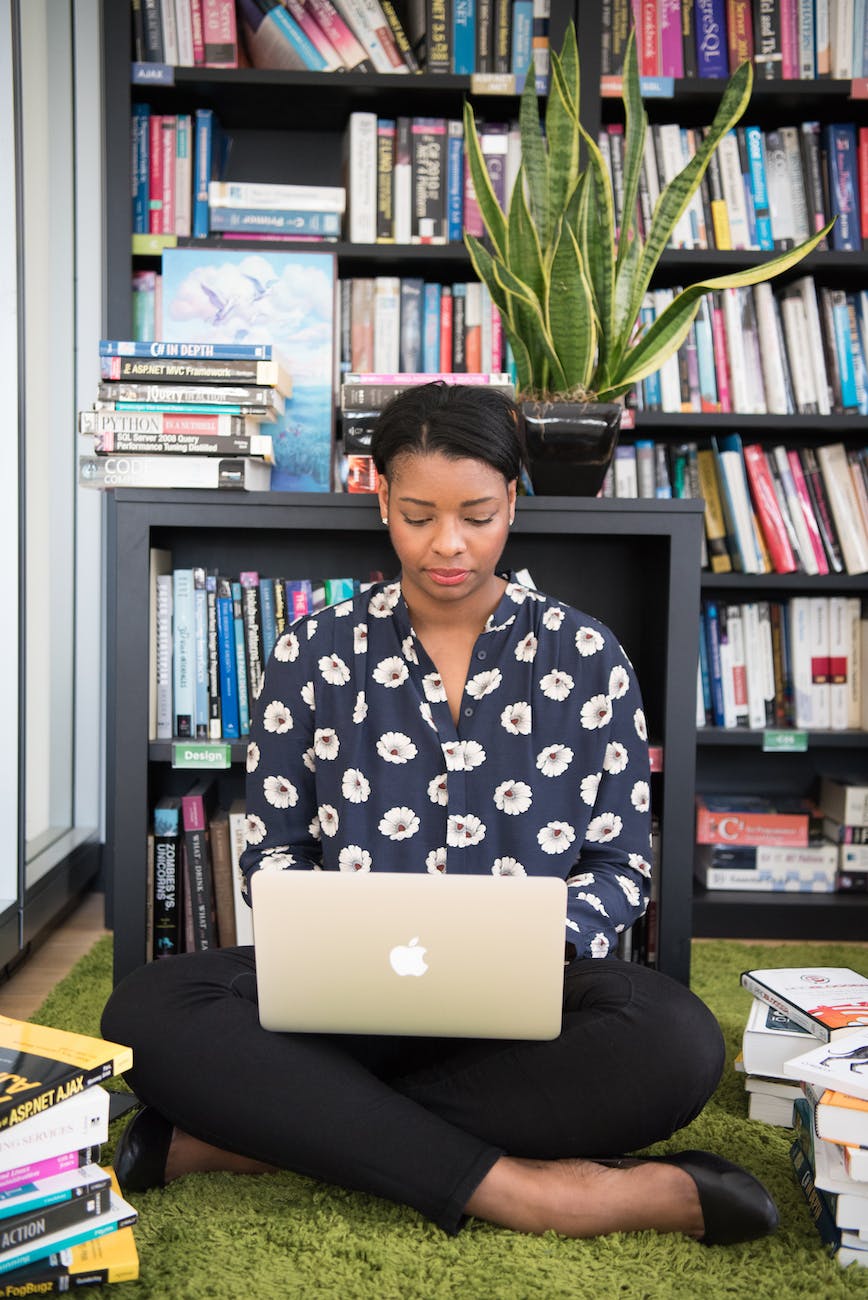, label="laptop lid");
[251,871,568,1040]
